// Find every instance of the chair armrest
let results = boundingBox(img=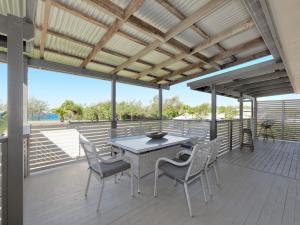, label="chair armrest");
[155,157,190,170]
[176,149,192,159]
